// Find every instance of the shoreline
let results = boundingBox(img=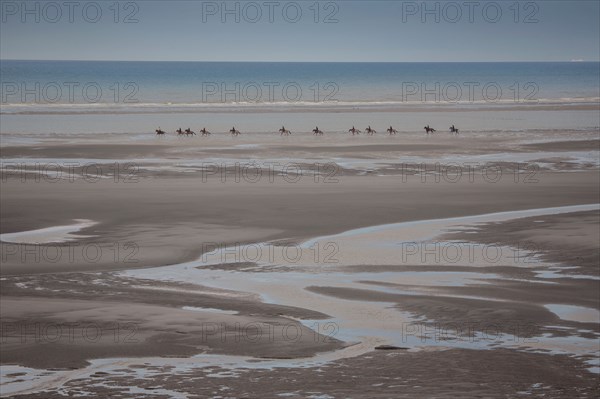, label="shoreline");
[2,110,599,136]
